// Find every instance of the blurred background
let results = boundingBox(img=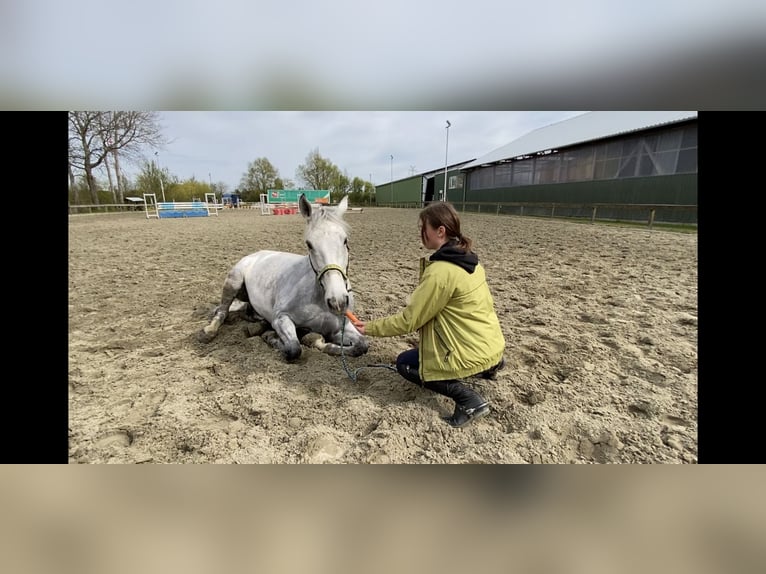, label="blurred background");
[3,1,764,109]
[2,466,765,574]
